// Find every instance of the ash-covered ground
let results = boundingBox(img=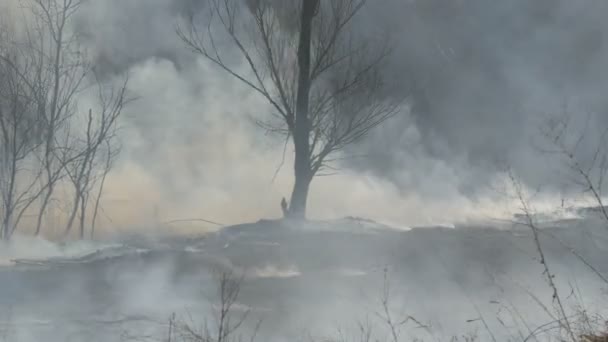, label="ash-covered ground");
[1,215,607,342]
